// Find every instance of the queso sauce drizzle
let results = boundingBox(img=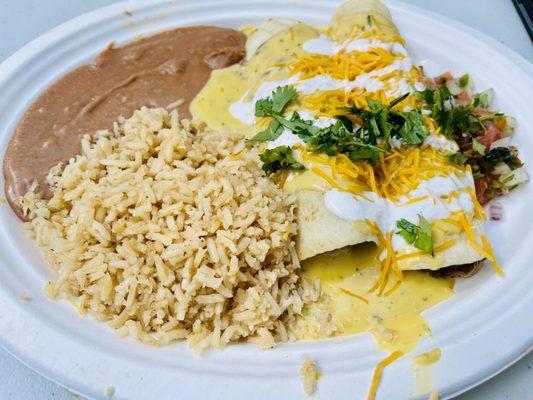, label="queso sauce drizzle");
[298,244,454,354]
[3,26,245,219]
